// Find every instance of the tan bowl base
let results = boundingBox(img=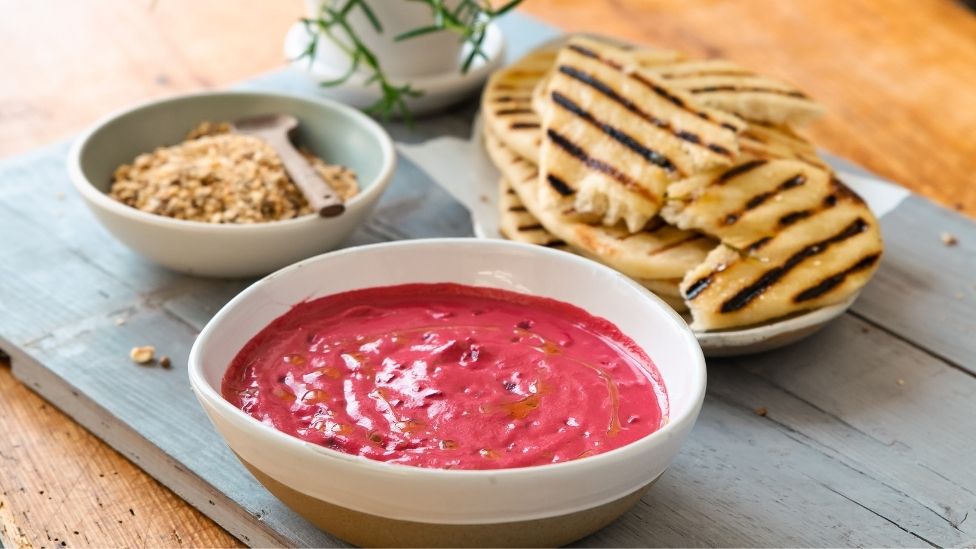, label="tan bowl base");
[241,458,653,548]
